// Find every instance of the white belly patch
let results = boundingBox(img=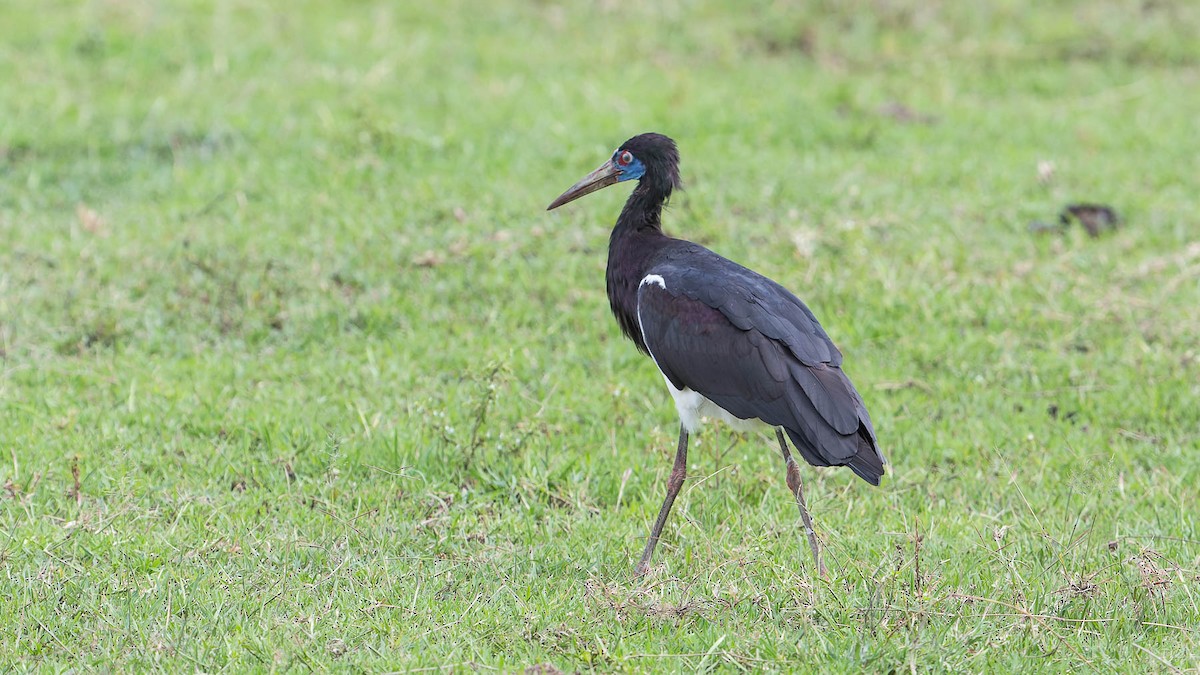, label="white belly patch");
[661,375,768,434]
